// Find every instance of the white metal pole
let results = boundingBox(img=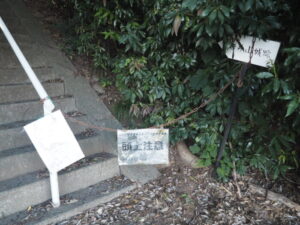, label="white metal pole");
[0,16,60,207]
[0,17,54,115]
[49,171,60,207]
